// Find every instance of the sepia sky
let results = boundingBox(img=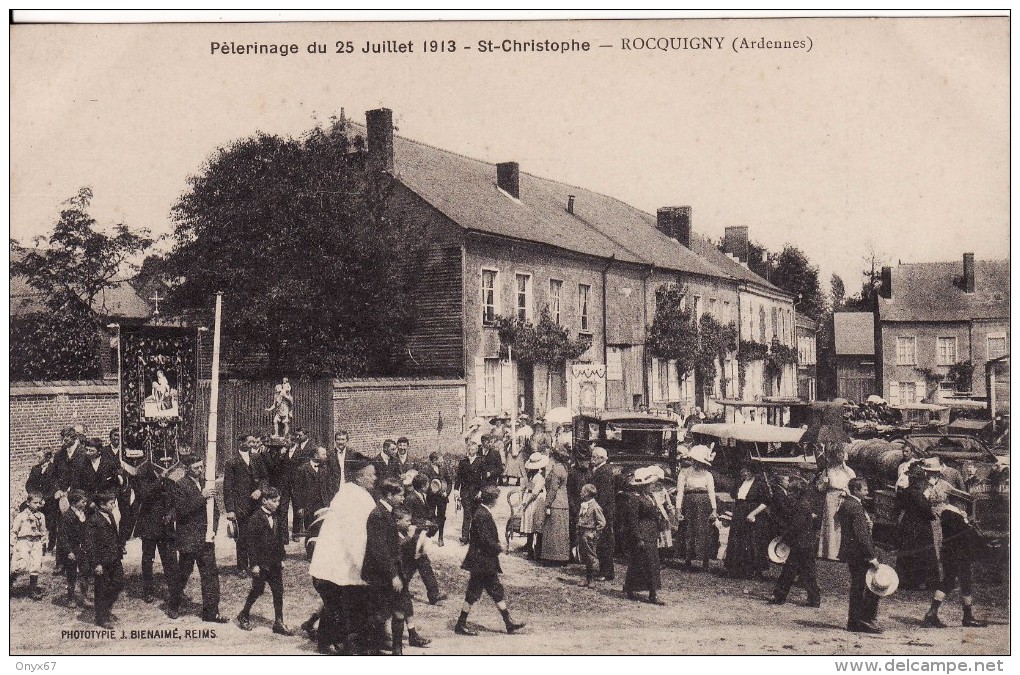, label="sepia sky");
[9,15,1009,291]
